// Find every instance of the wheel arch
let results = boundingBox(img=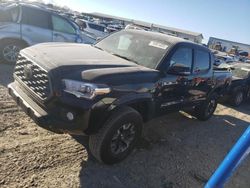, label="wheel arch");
[86,94,154,135]
[0,37,29,47]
